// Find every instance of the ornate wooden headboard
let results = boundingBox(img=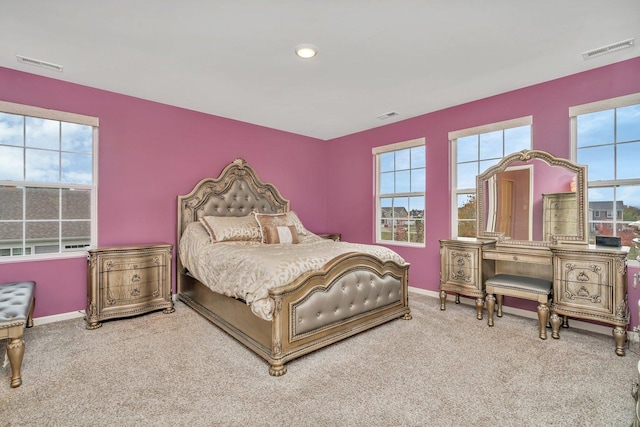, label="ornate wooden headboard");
[177,158,290,243]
